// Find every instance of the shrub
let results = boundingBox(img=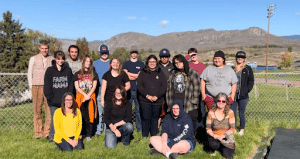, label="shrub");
[280,52,293,68]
